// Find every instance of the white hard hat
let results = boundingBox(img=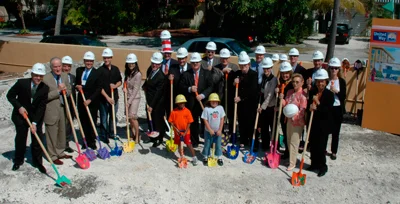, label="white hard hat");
[342,58,349,62]
[150,52,163,64]
[219,48,231,58]
[160,30,171,40]
[102,48,113,57]
[239,51,247,56]
[329,57,341,67]
[283,104,299,118]
[280,54,288,61]
[126,53,138,63]
[61,56,73,65]
[83,51,95,60]
[205,41,217,51]
[288,48,299,56]
[312,51,324,60]
[238,53,250,65]
[314,69,329,80]
[31,63,46,75]
[271,54,279,61]
[190,52,202,62]
[279,61,292,72]
[261,57,273,68]
[255,45,266,54]
[176,47,188,58]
